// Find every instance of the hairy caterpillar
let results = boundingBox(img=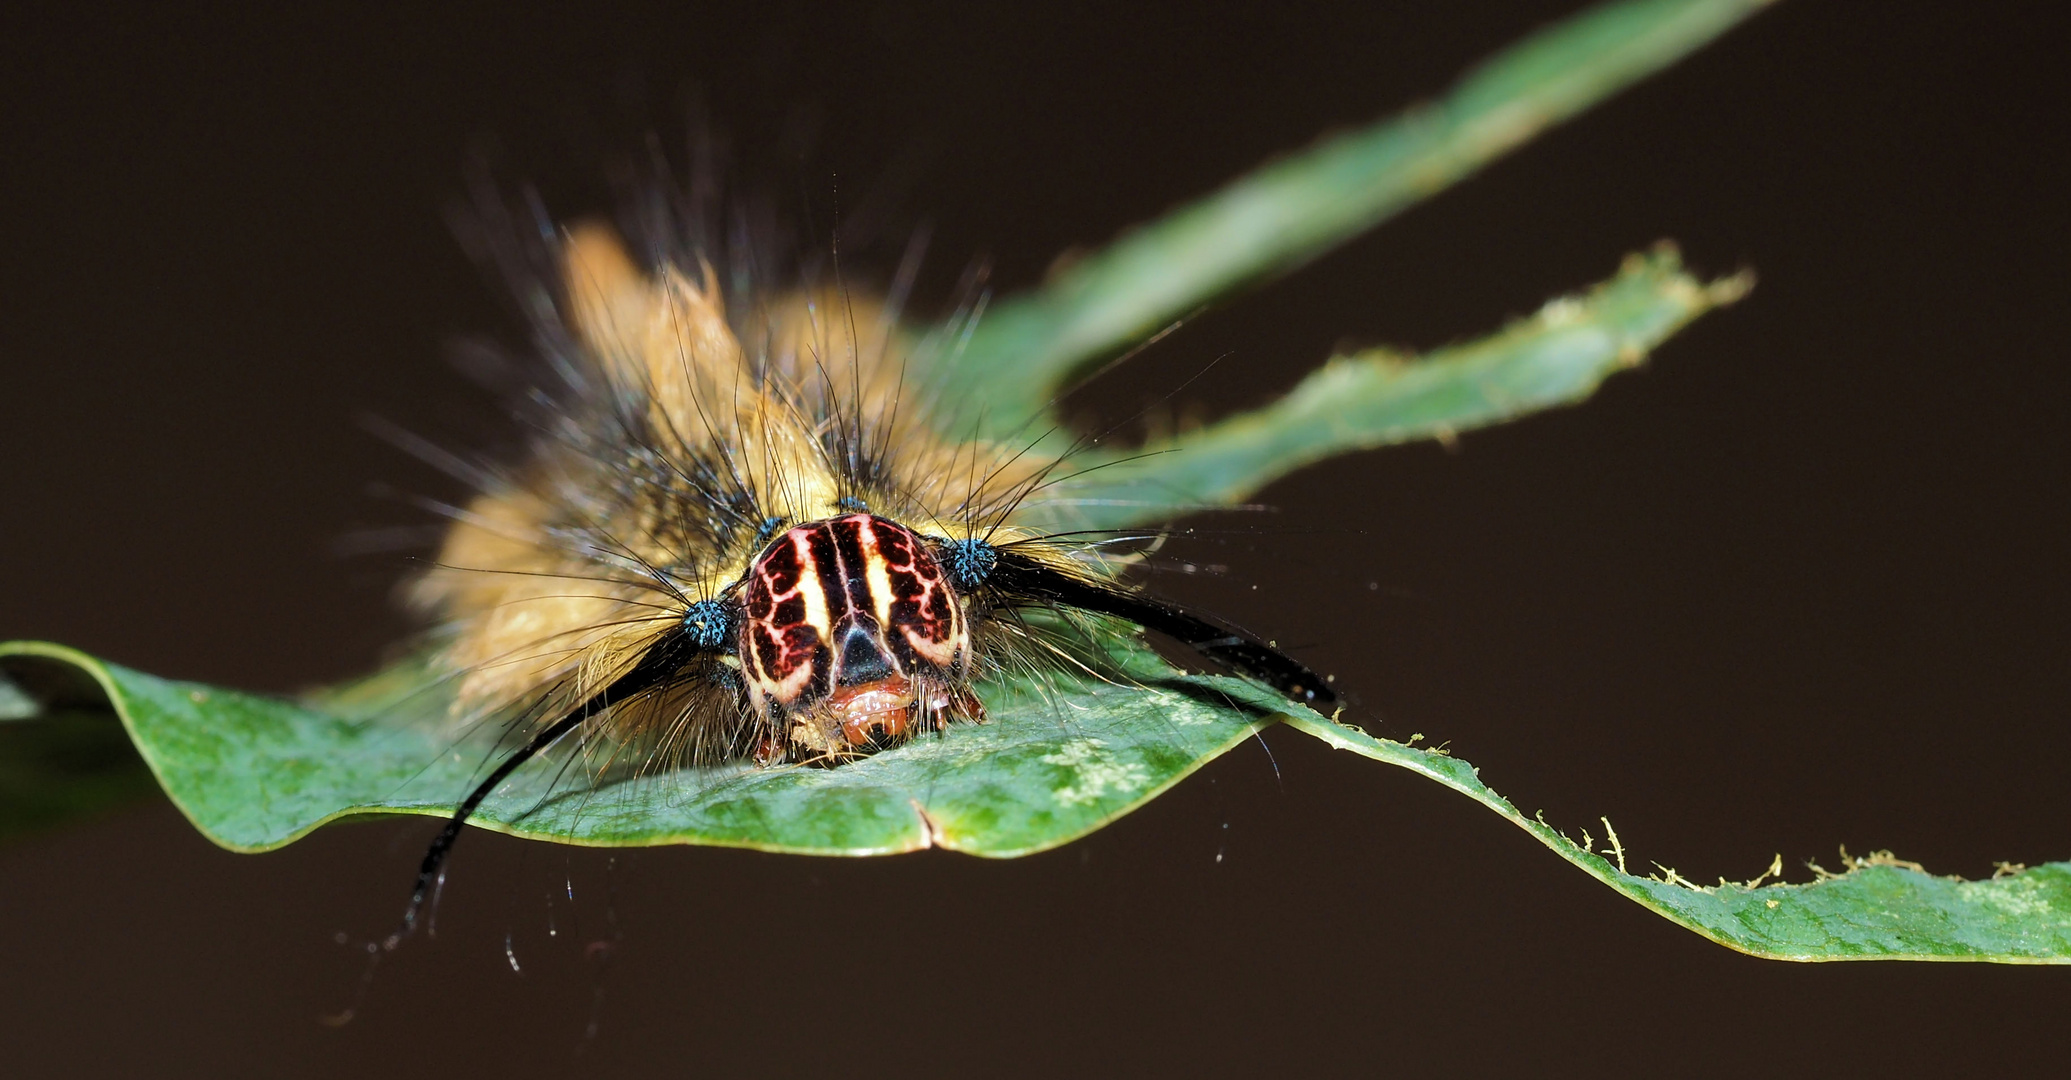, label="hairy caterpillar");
[389,214,1332,943]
